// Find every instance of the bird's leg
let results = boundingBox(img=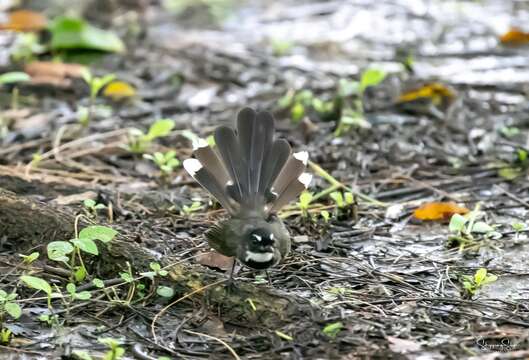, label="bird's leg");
[265,270,273,286]
[226,258,239,292]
